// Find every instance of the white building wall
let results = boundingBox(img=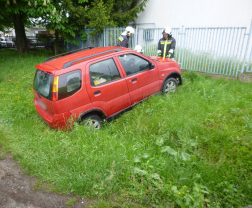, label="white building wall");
[135,0,252,28]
